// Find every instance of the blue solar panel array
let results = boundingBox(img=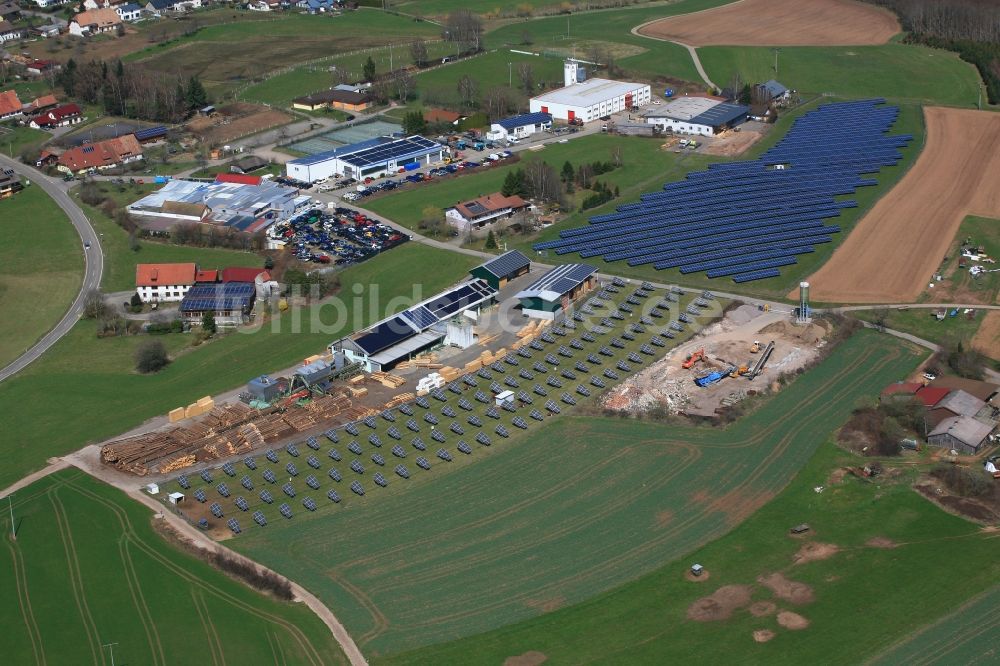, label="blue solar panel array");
[534,100,910,283]
[180,282,255,313]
